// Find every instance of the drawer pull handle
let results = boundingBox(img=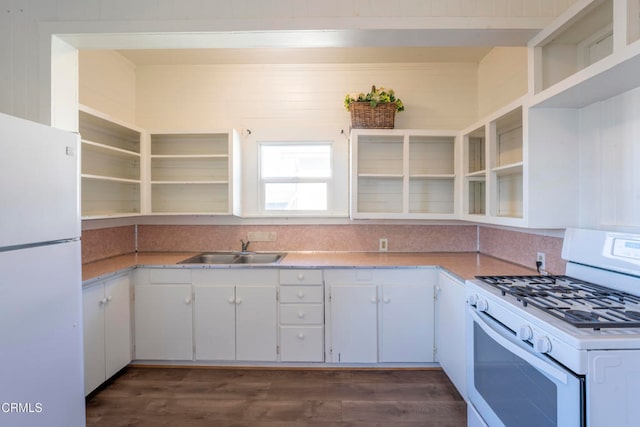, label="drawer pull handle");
[297,333,305,340]
[297,274,305,281]
[297,312,305,319]
[296,291,305,299]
